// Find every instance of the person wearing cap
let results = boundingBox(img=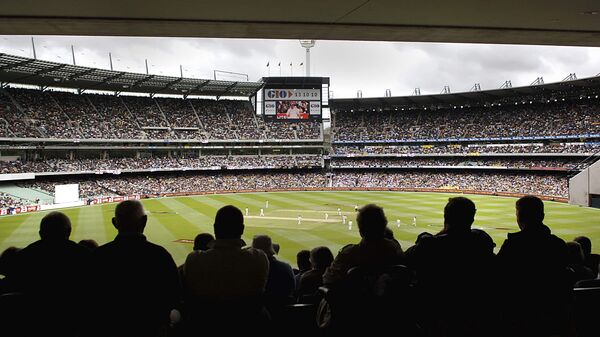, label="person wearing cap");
[252,234,295,311]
